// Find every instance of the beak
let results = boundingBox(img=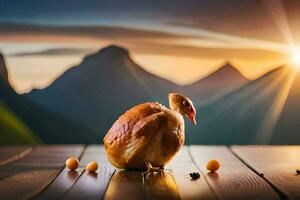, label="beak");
[188,114,197,125]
